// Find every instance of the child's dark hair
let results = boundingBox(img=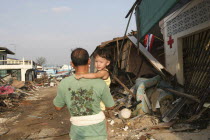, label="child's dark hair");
[93,47,113,71]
